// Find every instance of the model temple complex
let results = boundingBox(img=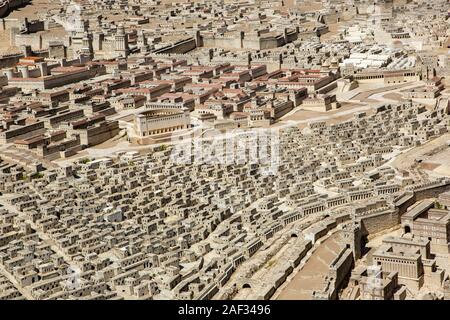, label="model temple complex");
[0,0,449,301]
